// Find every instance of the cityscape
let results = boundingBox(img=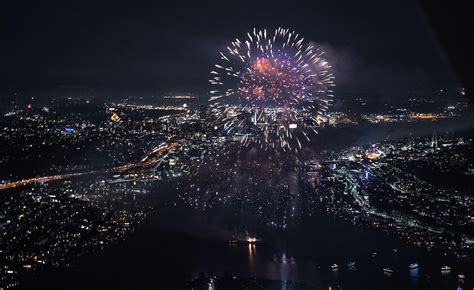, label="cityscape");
[1,92,472,289]
[1,1,472,290]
